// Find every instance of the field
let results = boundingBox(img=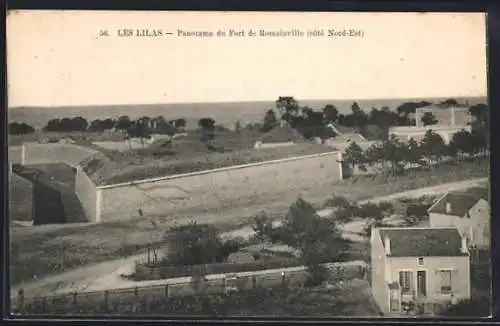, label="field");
[10,159,488,287]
